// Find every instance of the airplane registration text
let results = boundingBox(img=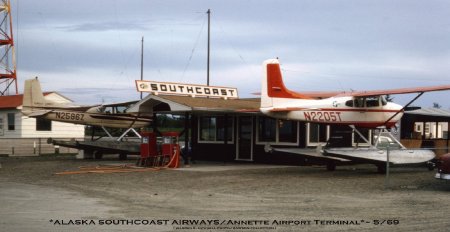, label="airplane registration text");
[304,111,342,122]
[55,112,85,121]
